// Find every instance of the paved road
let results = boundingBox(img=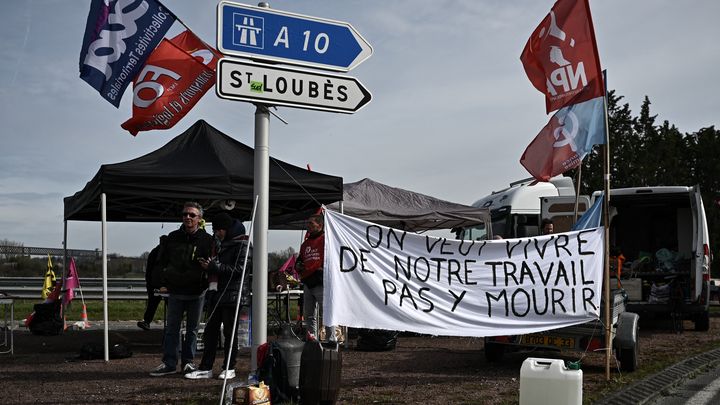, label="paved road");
[595,348,720,405]
[649,363,720,405]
